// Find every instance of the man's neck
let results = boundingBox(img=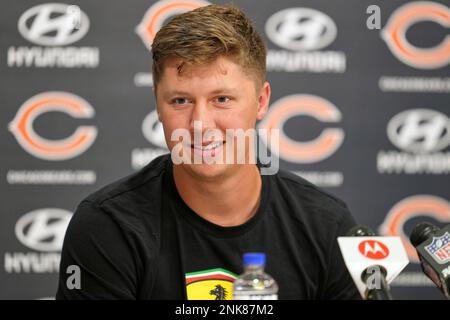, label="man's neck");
[172,164,262,227]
